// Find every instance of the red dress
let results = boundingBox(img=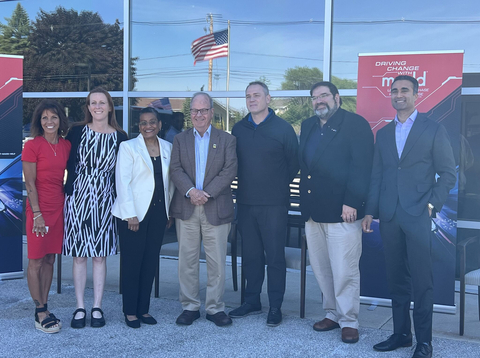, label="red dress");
[22,136,71,259]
